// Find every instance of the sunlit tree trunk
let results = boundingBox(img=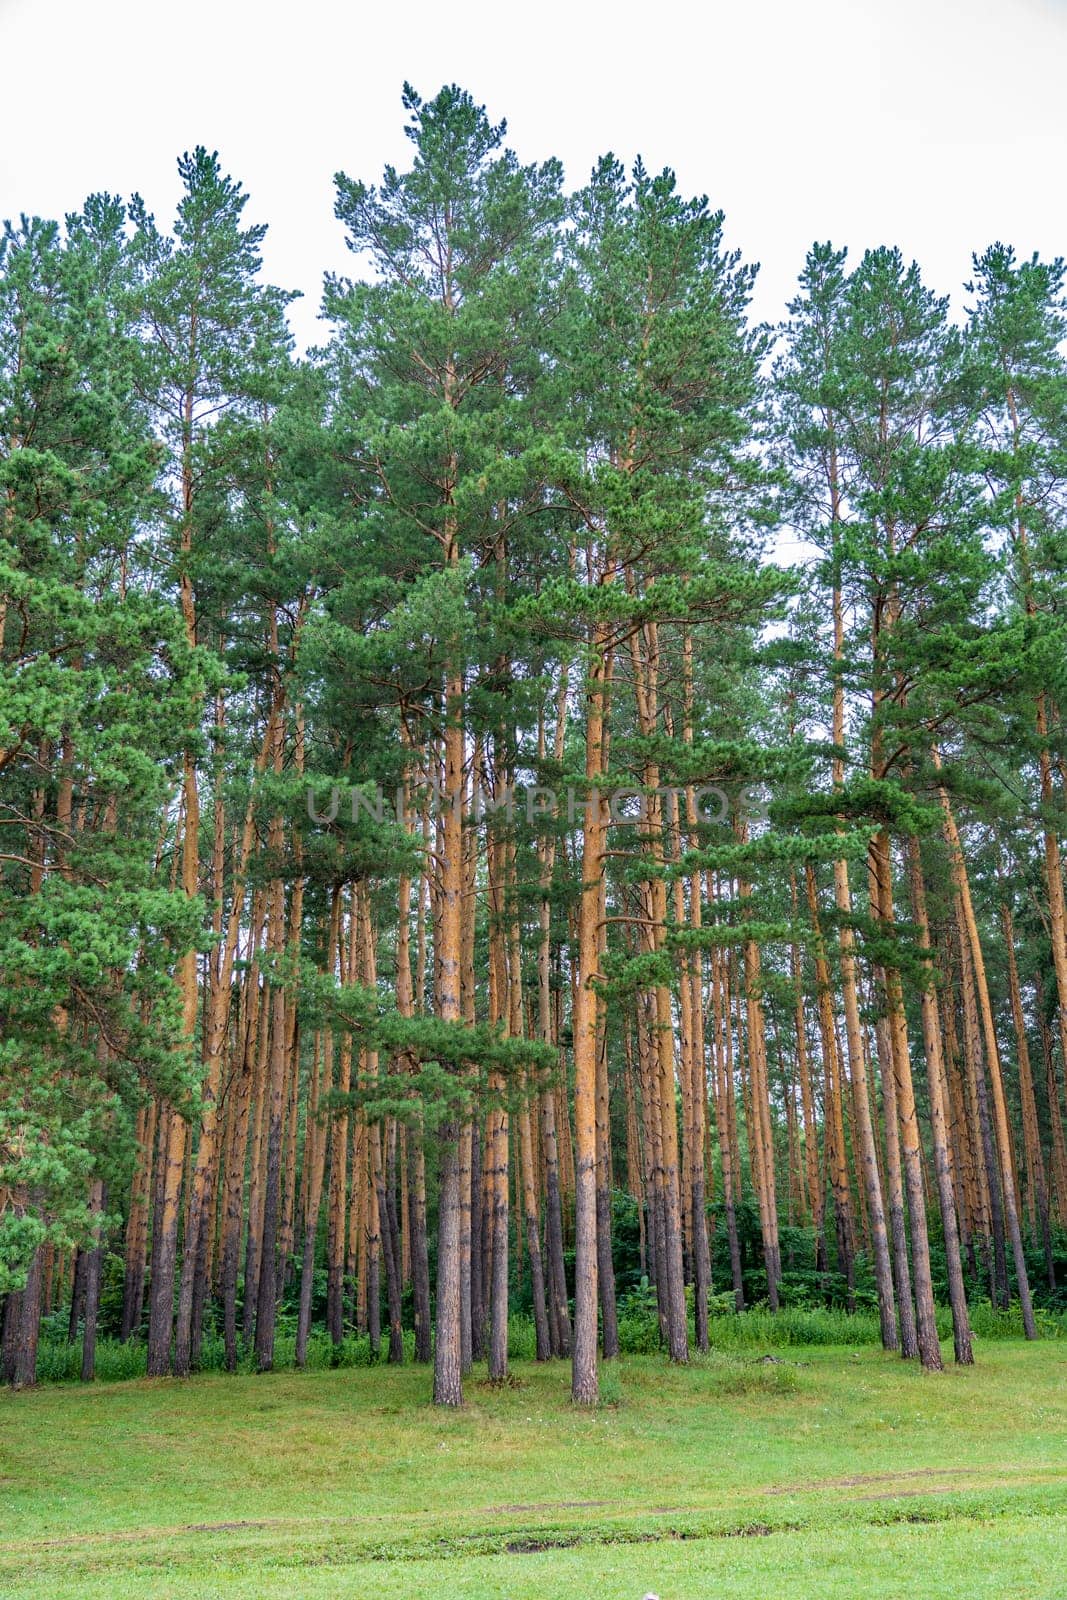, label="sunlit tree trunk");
[571,612,611,1404]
